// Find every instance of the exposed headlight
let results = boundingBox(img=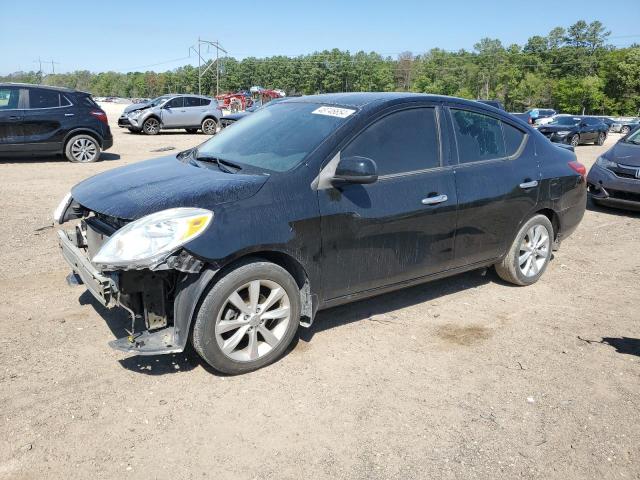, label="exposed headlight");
[53,192,72,224]
[92,208,213,269]
[556,130,571,136]
[596,156,617,169]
